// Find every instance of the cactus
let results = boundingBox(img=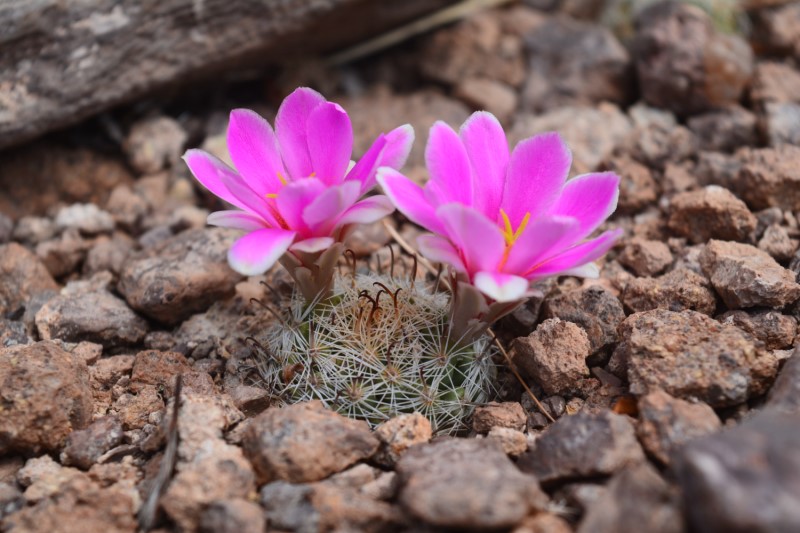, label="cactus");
[255,270,496,435]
